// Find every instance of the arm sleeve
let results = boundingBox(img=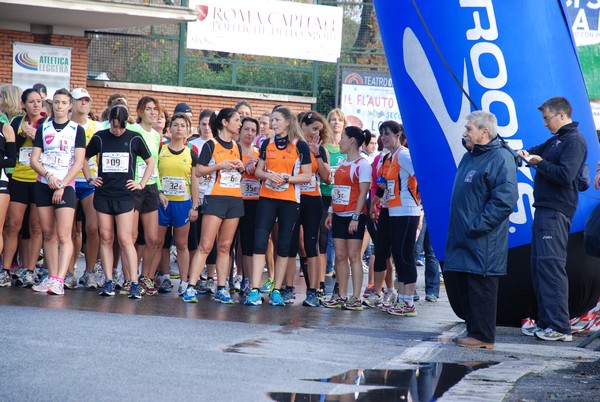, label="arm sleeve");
[296,140,312,165]
[86,135,99,159]
[318,145,329,163]
[32,126,44,148]
[75,127,86,148]
[197,141,215,166]
[134,135,152,160]
[397,149,415,176]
